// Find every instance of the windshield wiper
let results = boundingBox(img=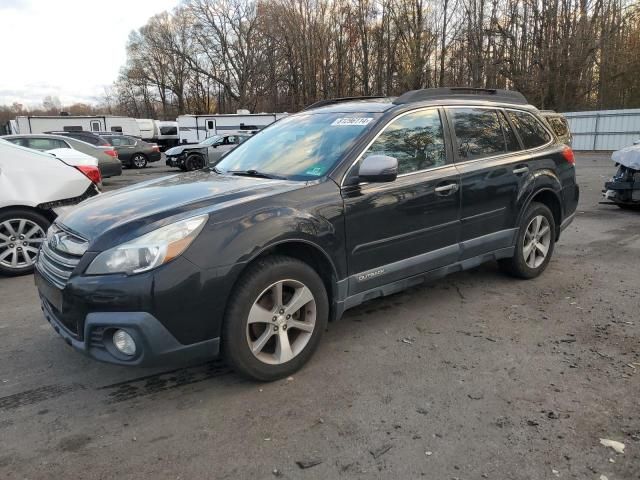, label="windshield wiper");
[227,169,285,180]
